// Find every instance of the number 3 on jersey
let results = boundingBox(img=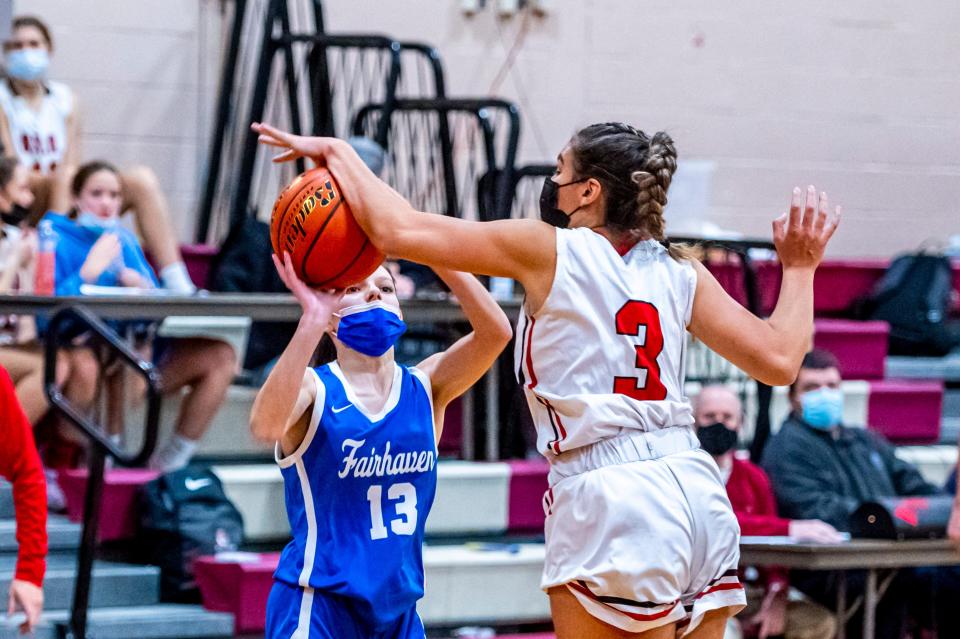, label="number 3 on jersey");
[367,483,417,540]
[613,300,667,401]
